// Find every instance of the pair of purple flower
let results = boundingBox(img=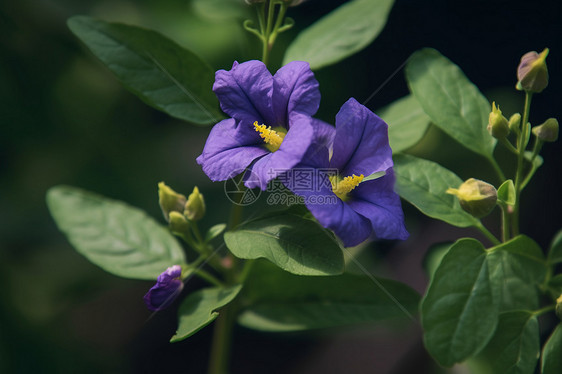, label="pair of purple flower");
[197,60,408,247]
[144,60,408,312]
